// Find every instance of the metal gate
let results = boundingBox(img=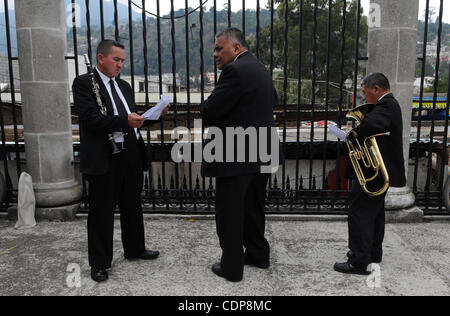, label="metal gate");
[1,0,449,215]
